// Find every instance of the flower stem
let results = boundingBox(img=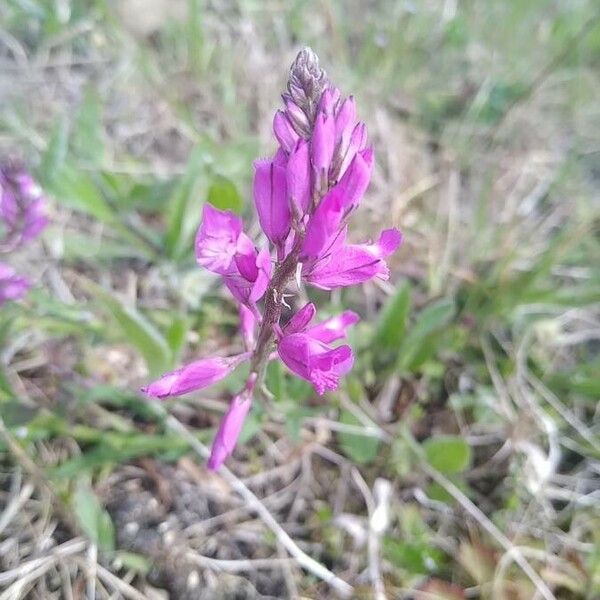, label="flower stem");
[249,240,302,387]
